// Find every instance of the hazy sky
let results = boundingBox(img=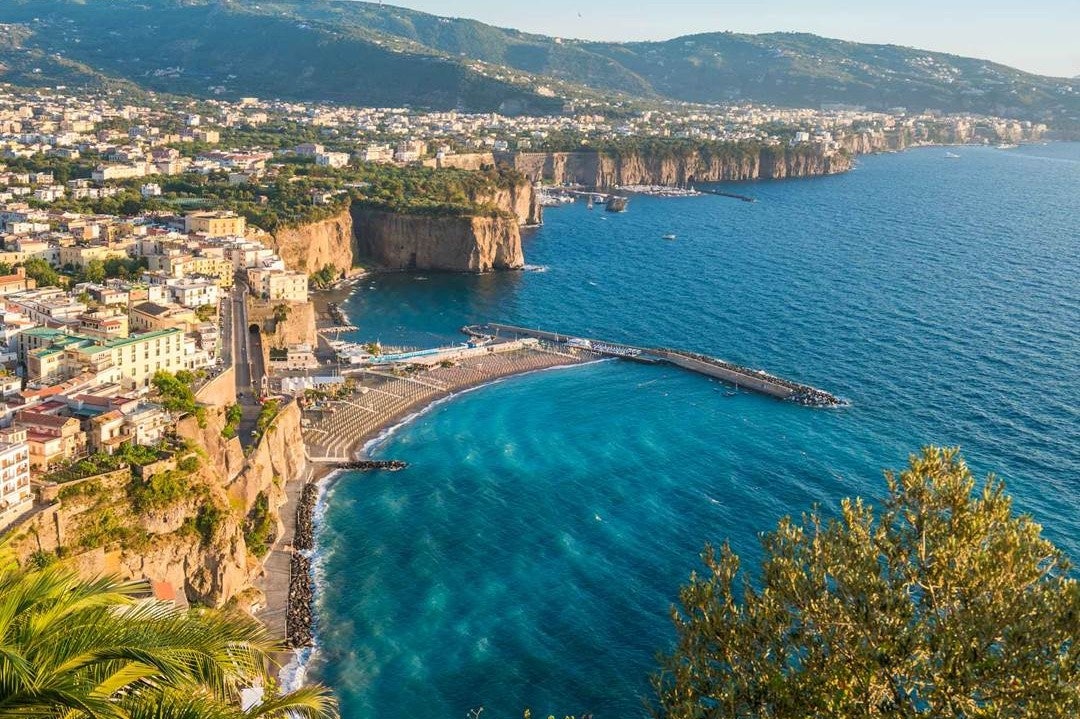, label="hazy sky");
[385,0,1079,77]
